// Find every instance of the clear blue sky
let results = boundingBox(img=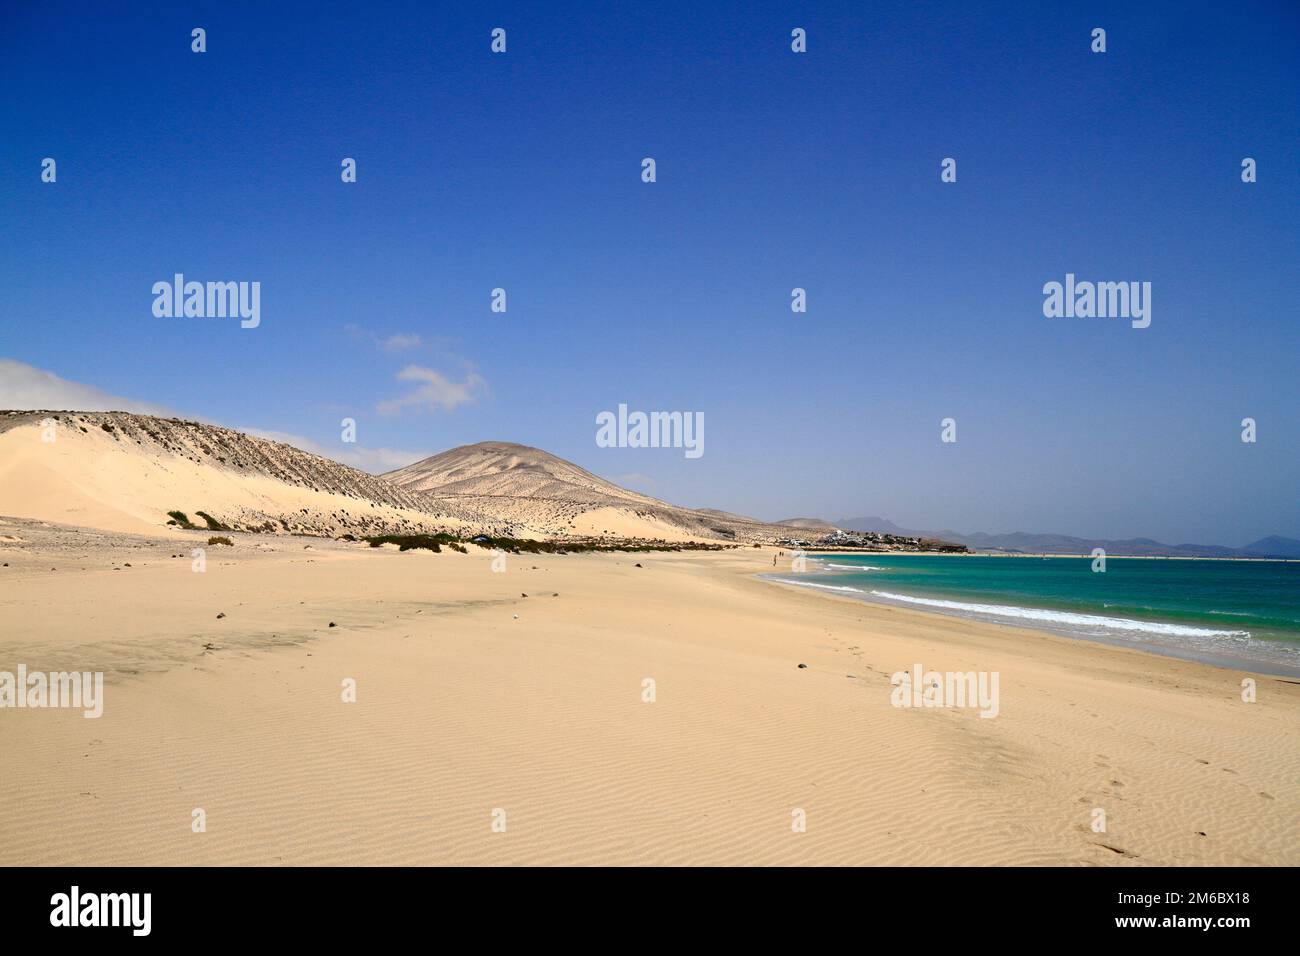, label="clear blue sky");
[2,1,1296,545]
